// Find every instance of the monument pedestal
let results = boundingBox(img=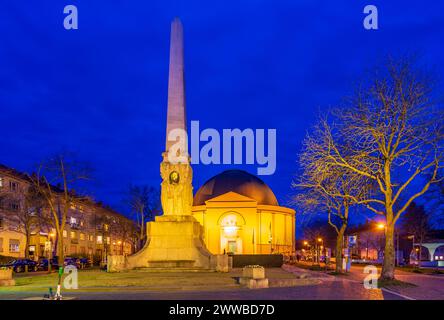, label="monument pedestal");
[108,215,230,272]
